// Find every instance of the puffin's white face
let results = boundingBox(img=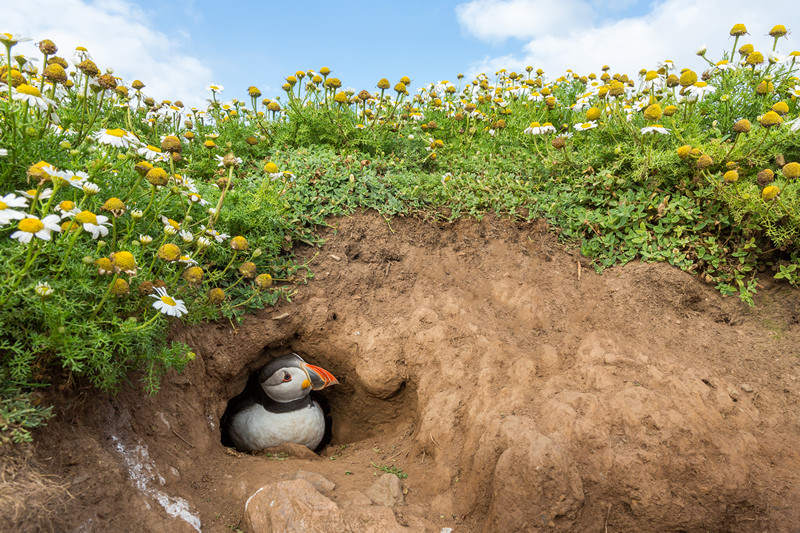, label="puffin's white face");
[261,366,313,403]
